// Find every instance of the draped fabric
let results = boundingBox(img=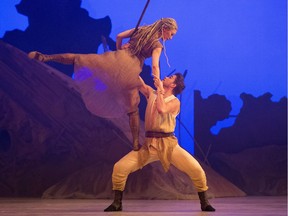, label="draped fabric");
[72,38,163,118]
